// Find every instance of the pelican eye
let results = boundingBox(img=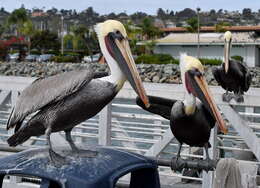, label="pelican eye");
[189,68,202,77]
[114,30,124,41]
